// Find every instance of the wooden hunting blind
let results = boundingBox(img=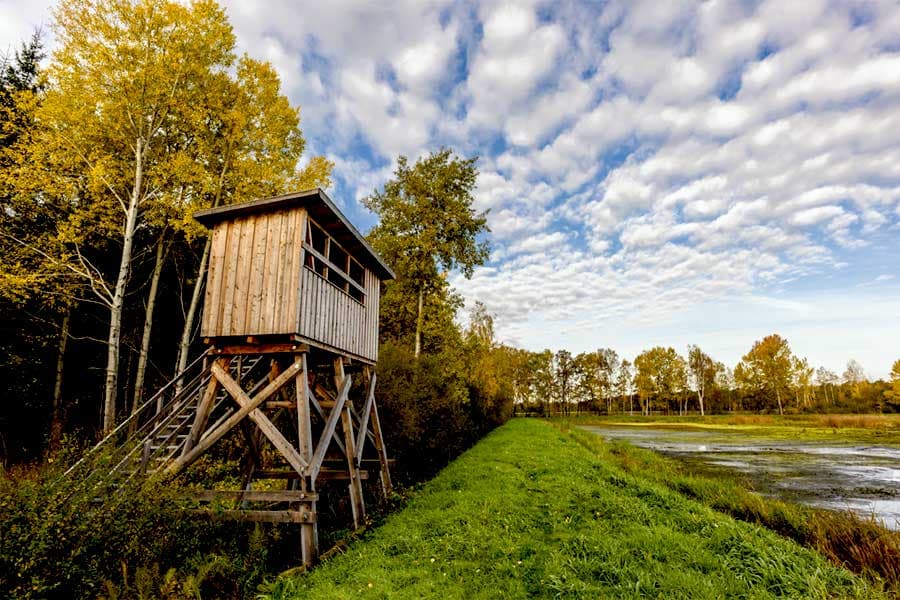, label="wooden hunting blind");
[194,187,394,362]
[70,189,395,568]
